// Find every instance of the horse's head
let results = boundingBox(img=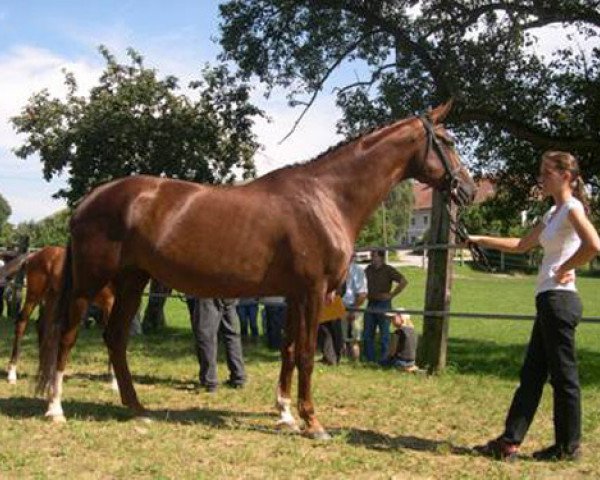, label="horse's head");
[410,101,476,207]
